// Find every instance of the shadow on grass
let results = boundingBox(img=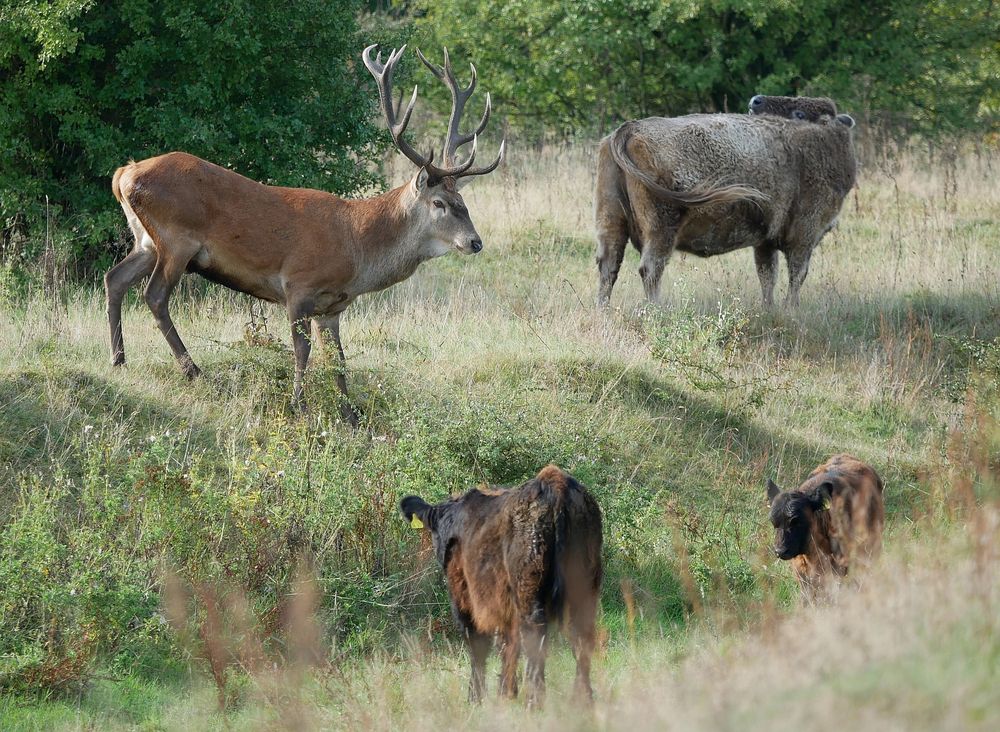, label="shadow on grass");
[732,289,999,364]
[0,366,224,487]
